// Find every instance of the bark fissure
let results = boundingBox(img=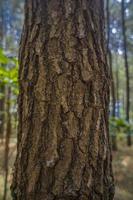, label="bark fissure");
[12,0,114,200]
